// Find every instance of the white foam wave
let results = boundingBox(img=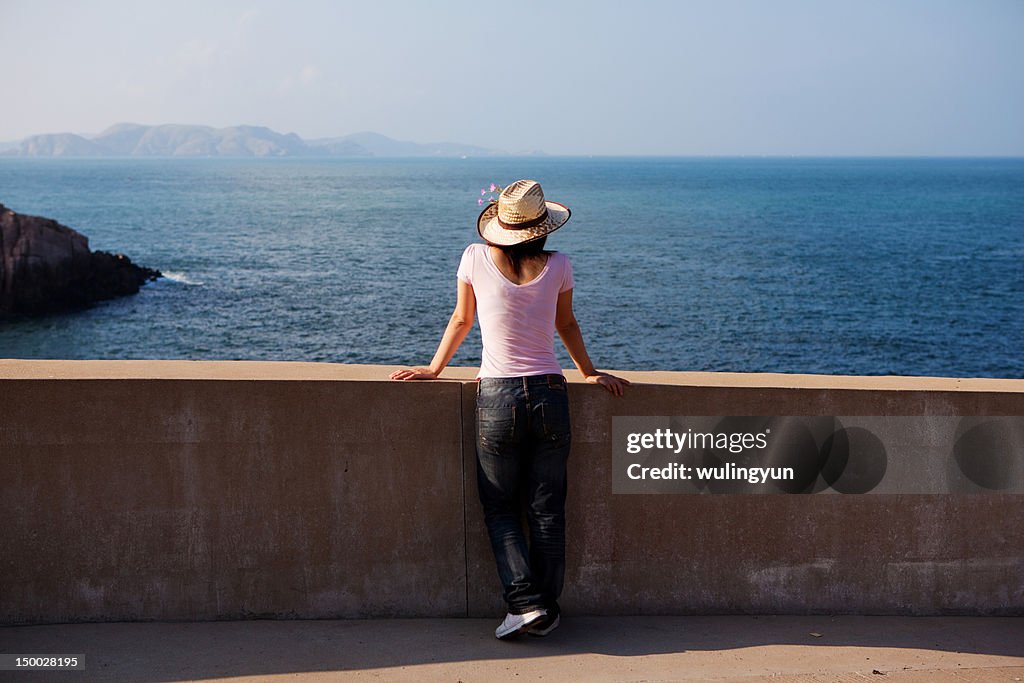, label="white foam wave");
[161,270,203,286]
